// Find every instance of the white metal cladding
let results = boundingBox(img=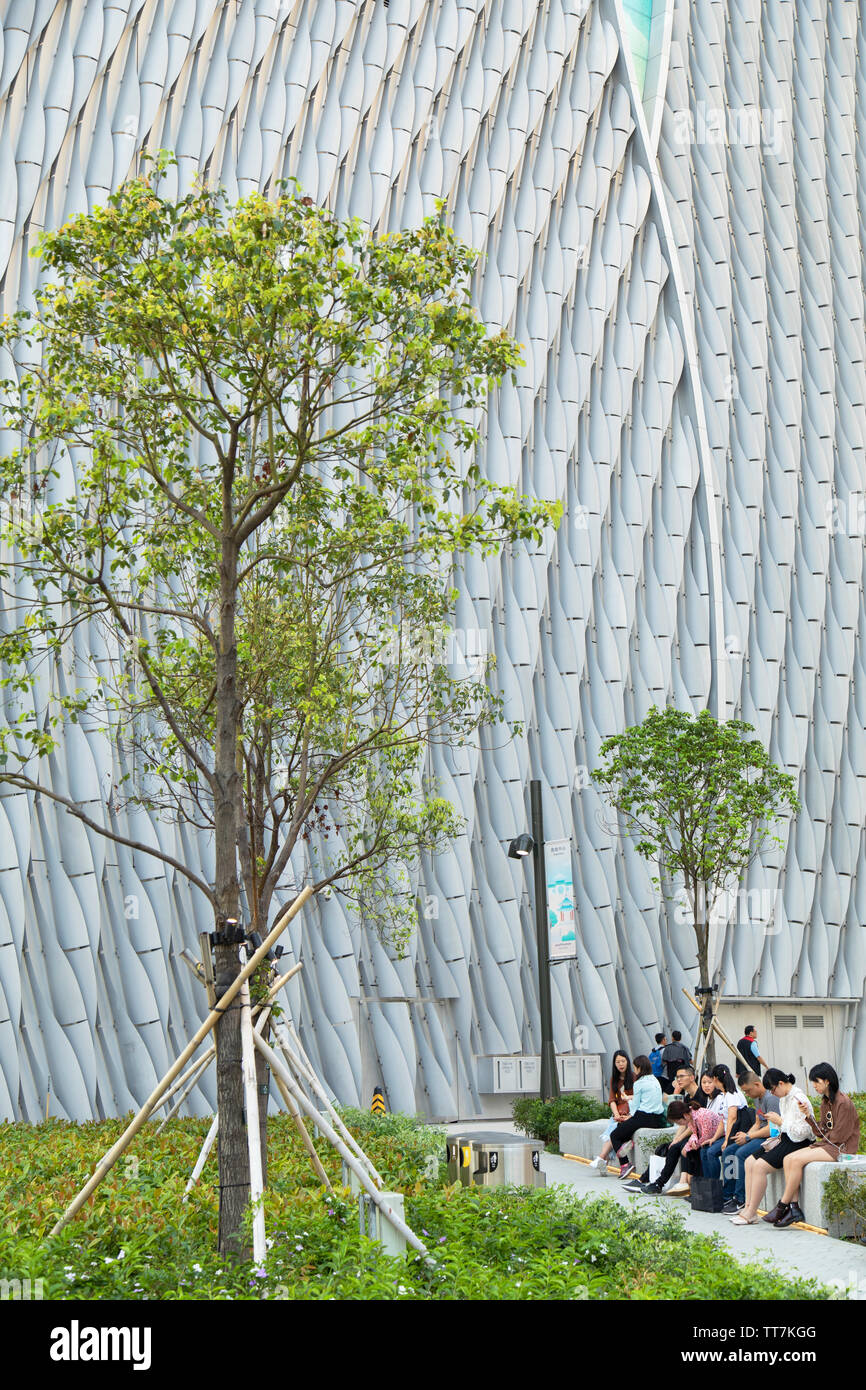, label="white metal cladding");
[0,0,865,1121]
